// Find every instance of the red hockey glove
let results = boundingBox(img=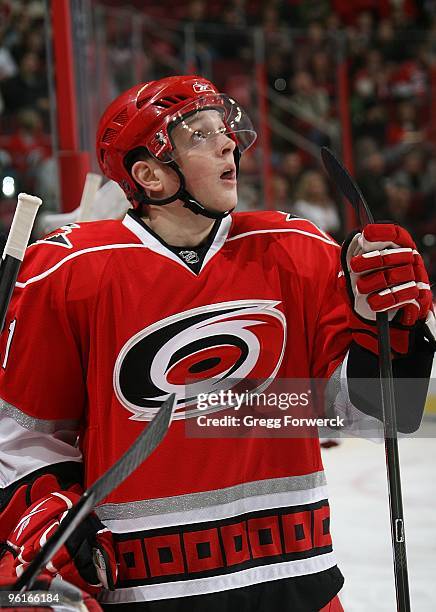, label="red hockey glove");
[341,223,434,355]
[0,471,80,543]
[0,491,117,595]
